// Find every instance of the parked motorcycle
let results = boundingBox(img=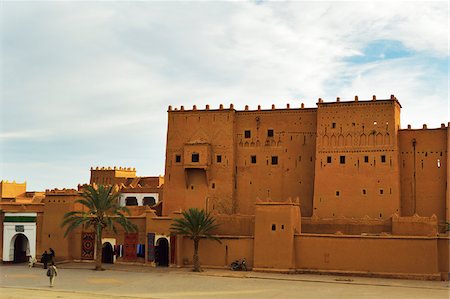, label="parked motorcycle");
[230,258,247,271]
